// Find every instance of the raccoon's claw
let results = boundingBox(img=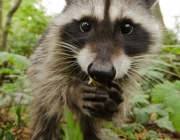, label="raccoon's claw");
[81,81,123,120]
